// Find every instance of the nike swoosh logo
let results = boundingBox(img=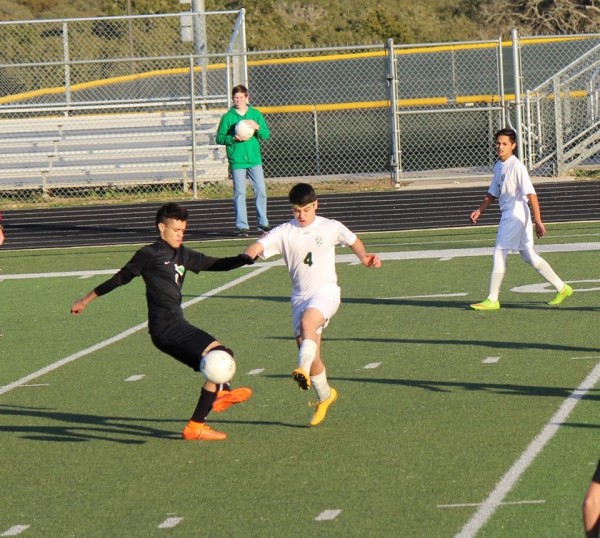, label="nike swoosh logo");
[164,261,170,264]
